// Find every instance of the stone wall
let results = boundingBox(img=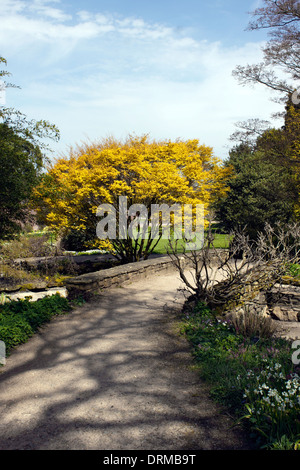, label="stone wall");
[14,253,117,275]
[227,284,300,323]
[267,285,300,322]
[65,253,300,324]
[65,255,185,299]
